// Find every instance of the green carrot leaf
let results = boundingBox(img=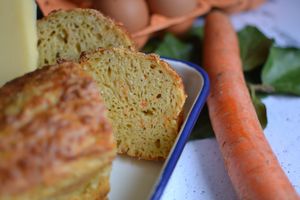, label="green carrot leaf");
[262,46,300,95]
[189,105,215,140]
[249,85,268,129]
[153,33,193,61]
[238,26,273,71]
